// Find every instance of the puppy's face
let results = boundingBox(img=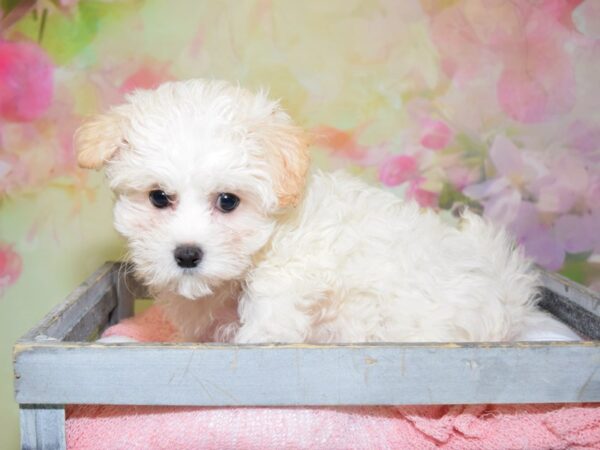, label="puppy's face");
[75,80,309,299]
